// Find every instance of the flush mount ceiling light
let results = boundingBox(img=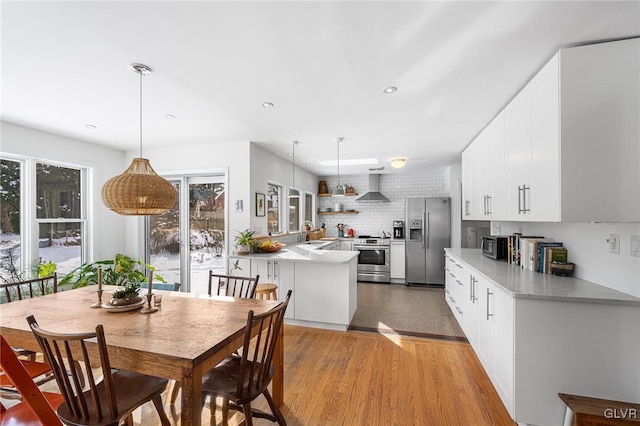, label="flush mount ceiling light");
[332,137,345,197]
[262,101,274,108]
[383,86,398,94]
[390,158,406,168]
[288,141,300,198]
[101,63,177,215]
